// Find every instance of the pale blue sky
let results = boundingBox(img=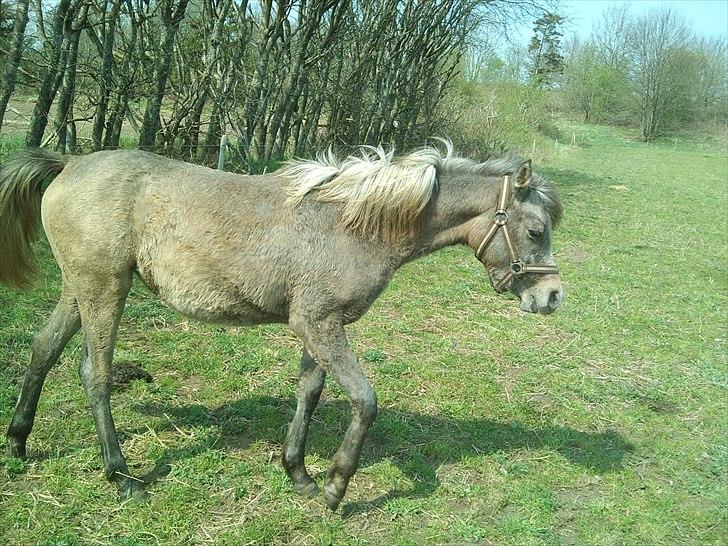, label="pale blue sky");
[515,0,728,43]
